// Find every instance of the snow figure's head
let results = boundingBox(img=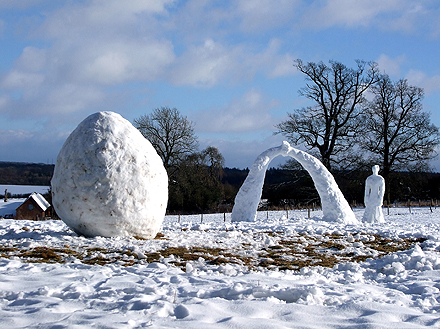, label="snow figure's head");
[372,165,380,175]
